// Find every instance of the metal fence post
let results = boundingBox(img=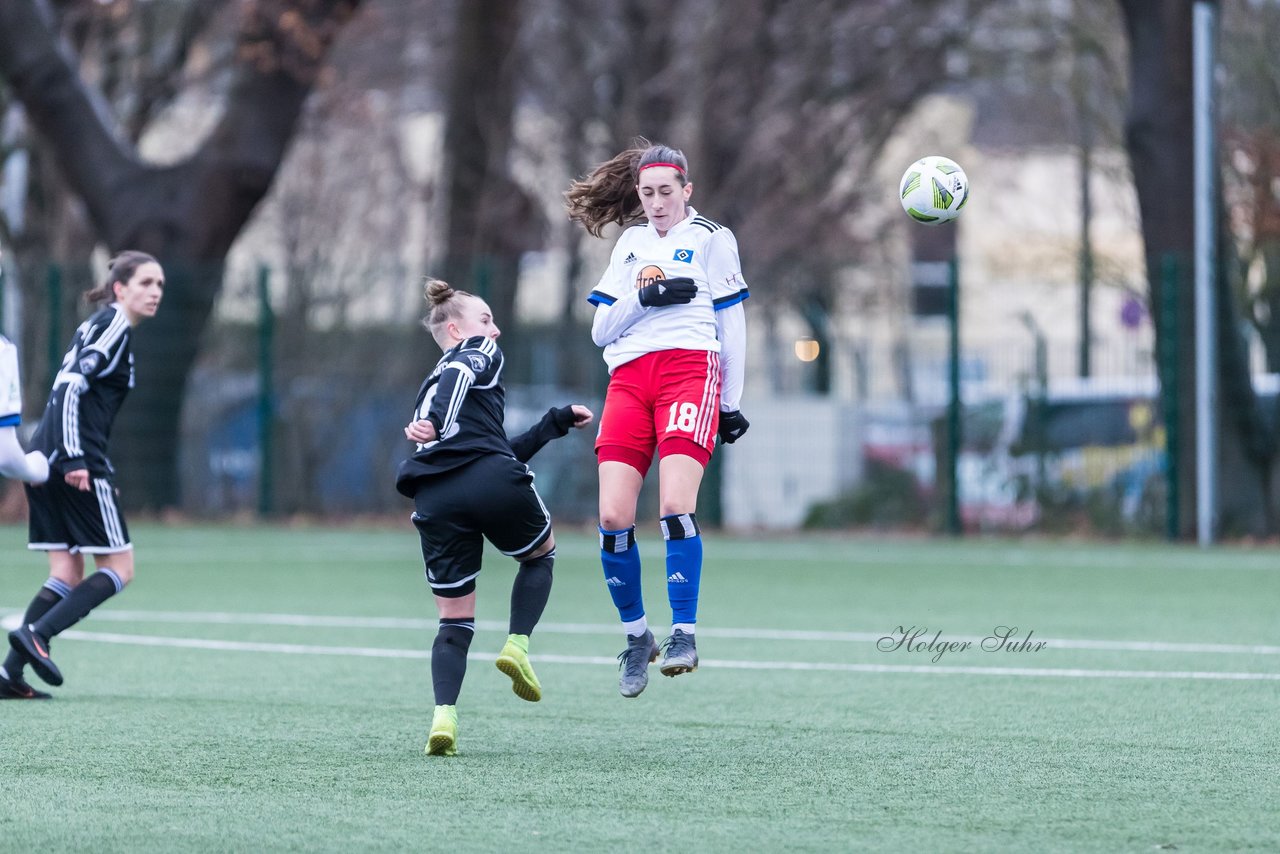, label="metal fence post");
[257,265,275,516]
[946,256,961,536]
[1159,254,1180,541]
[46,263,61,390]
